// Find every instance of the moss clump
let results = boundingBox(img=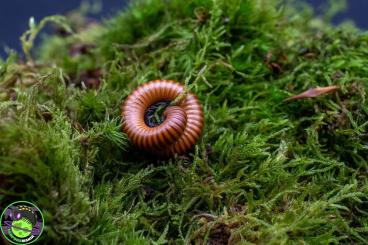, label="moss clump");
[1,0,368,244]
